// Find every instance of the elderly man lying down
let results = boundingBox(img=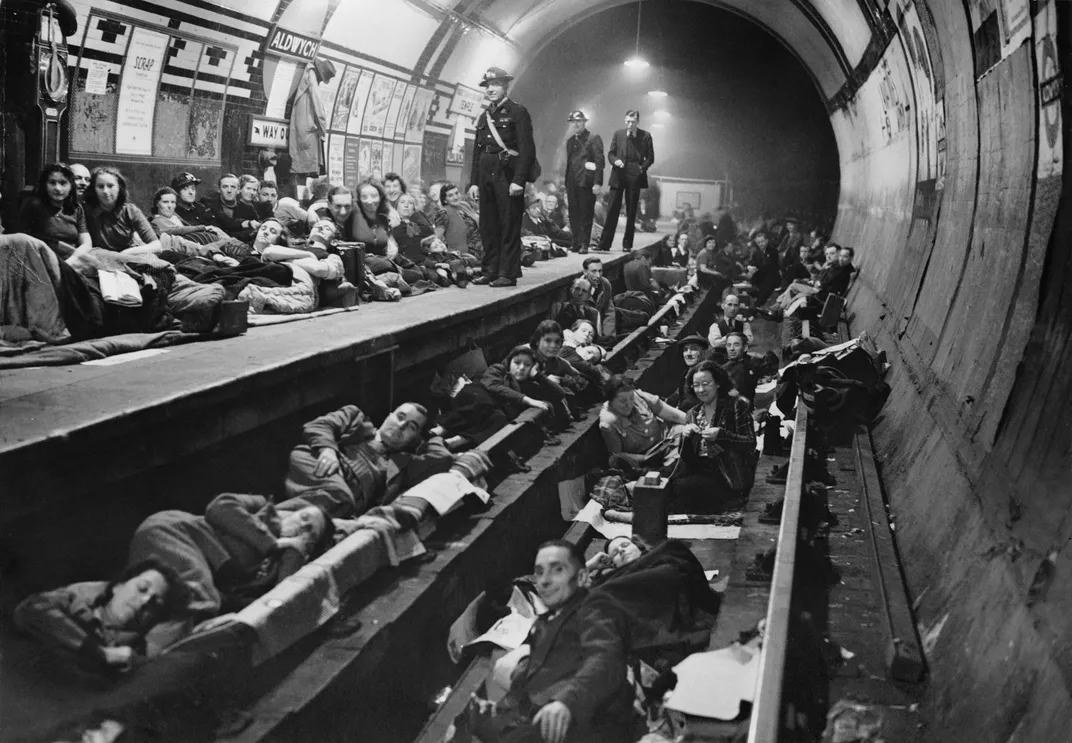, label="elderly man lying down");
[285,402,456,518]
